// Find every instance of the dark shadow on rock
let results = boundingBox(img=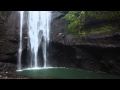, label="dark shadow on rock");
[47,42,77,68]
